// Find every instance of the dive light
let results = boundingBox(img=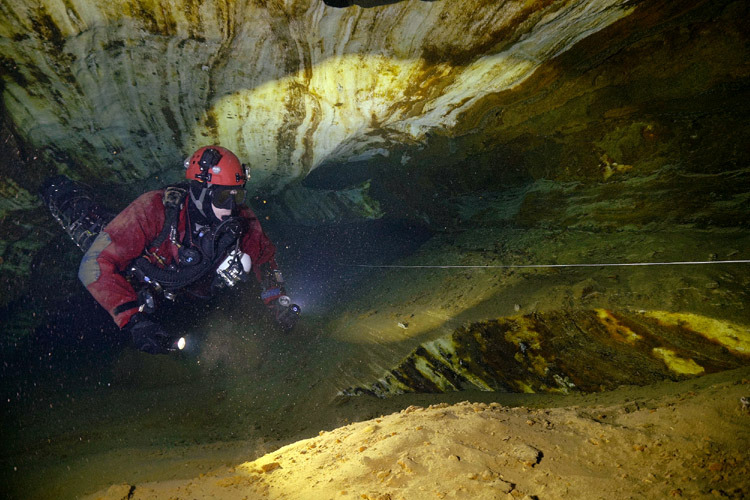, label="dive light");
[170,337,186,351]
